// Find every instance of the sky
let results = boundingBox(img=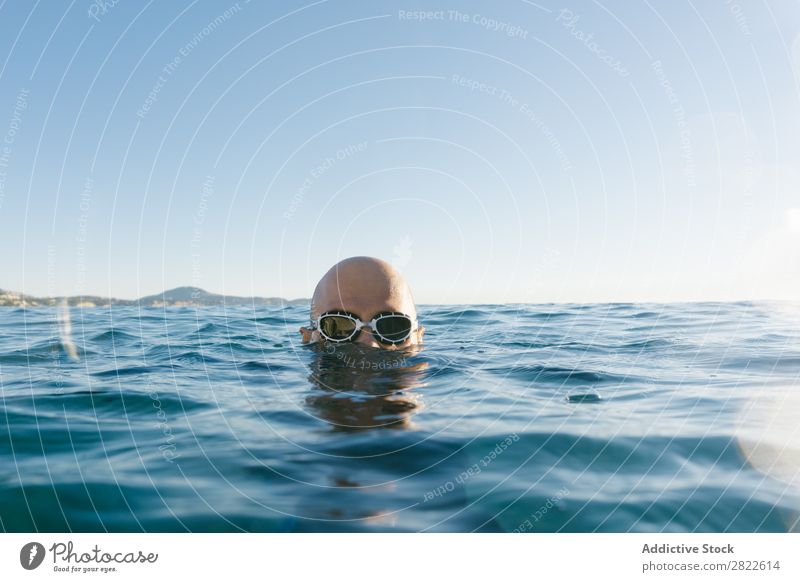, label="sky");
[0,0,798,304]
